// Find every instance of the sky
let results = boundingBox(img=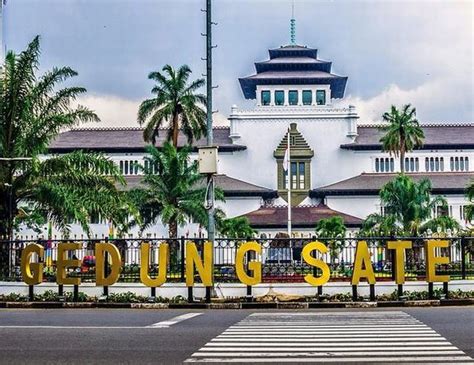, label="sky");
[3,0,473,127]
